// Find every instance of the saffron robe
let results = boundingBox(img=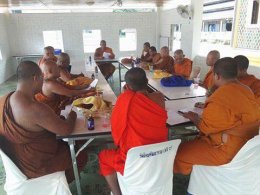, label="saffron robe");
[99,90,168,176]
[173,58,192,79]
[152,53,161,64]
[203,68,214,90]
[153,56,174,73]
[0,93,71,178]
[239,74,260,105]
[174,83,260,175]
